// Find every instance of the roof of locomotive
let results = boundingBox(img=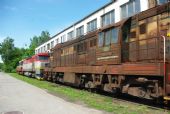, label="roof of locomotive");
[35,53,49,56]
[22,53,49,62]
